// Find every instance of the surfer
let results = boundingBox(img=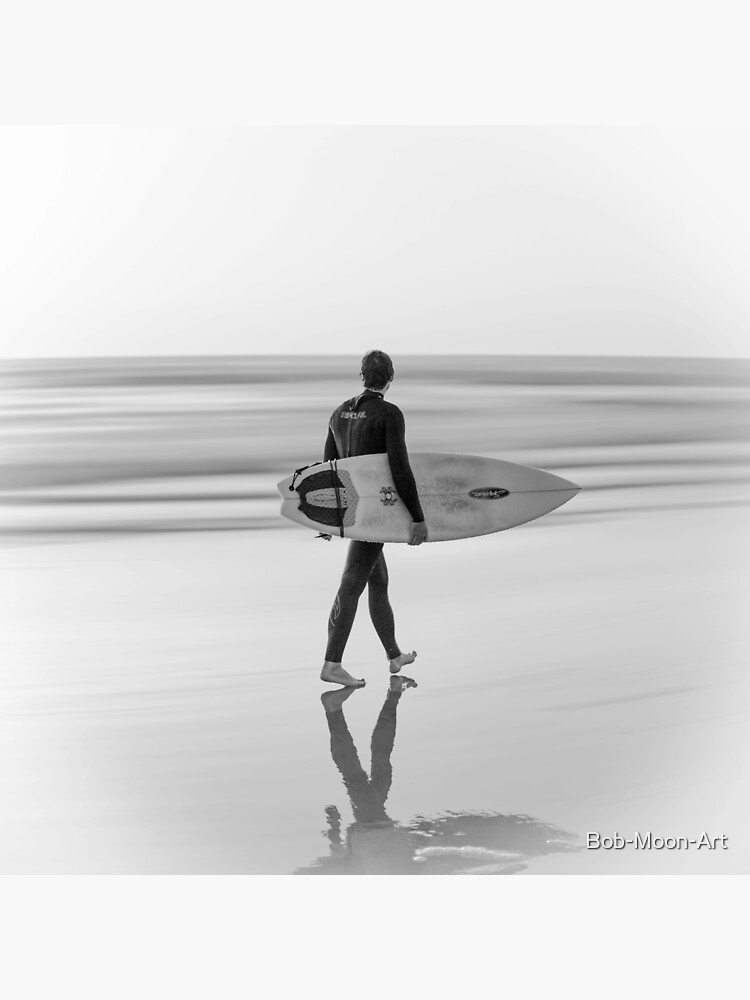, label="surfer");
[320,350,428,687]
